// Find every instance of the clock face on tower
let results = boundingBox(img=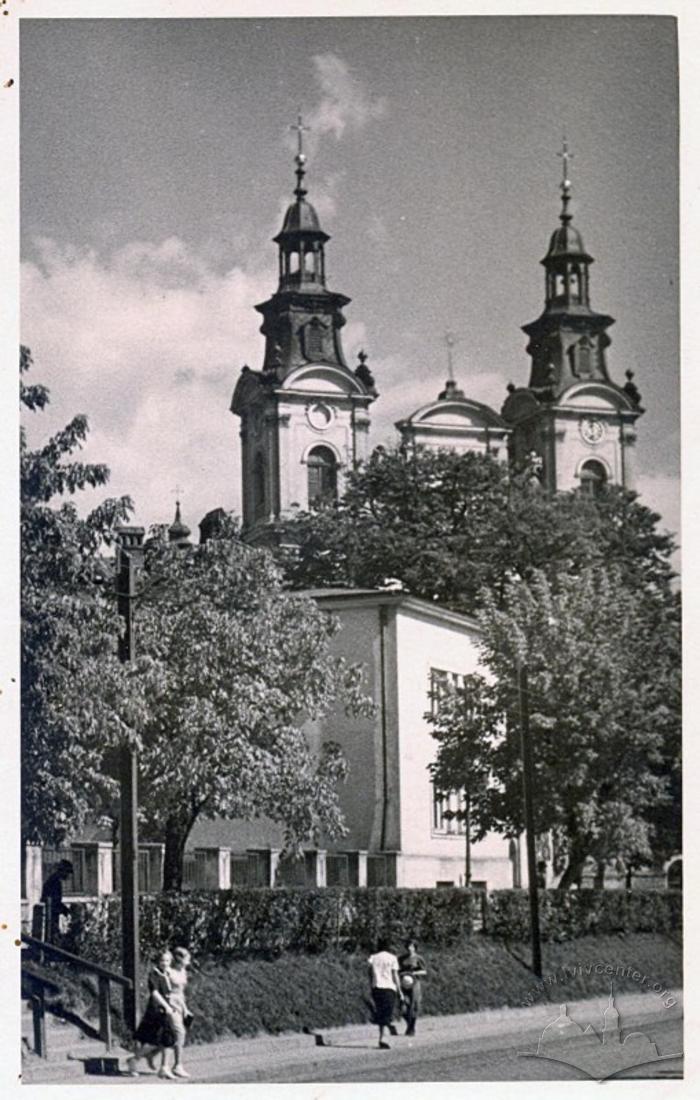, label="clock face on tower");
[580,417,605,445]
